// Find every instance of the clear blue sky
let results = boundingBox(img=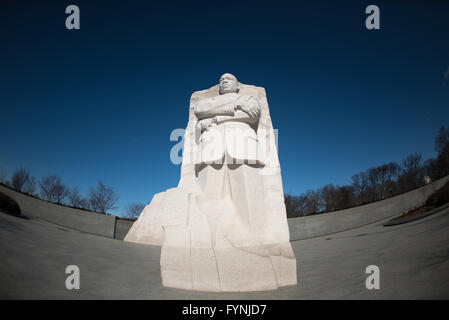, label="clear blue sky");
[1,0,448,216]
